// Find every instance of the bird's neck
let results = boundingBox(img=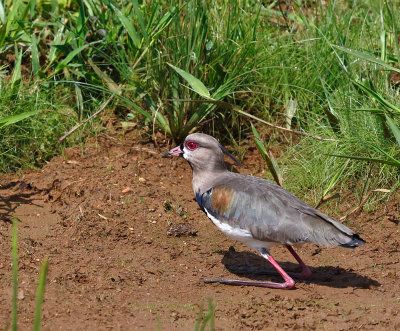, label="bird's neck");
[191,168,229,196]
